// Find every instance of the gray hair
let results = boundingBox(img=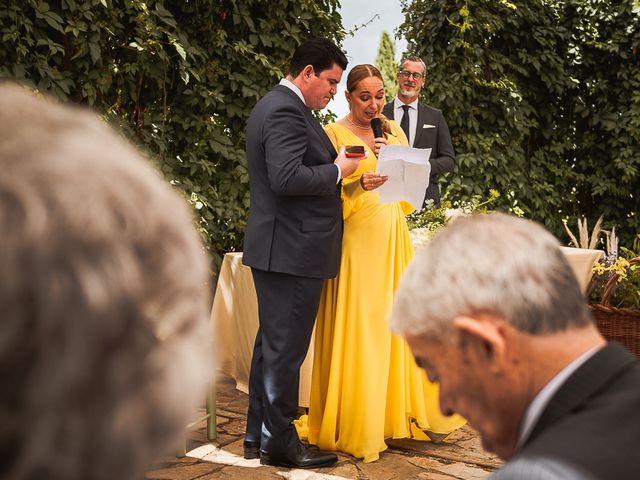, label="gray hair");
[0,83,212,480]
[399,56,427,75]
[390,213,591,341]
